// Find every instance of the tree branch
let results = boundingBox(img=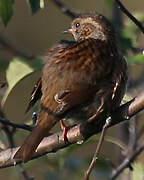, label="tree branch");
[109,140,144,180]
[0,117,33,131]
[115,0,144,33]
[0,91,144,168]
[130,47,144,55]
